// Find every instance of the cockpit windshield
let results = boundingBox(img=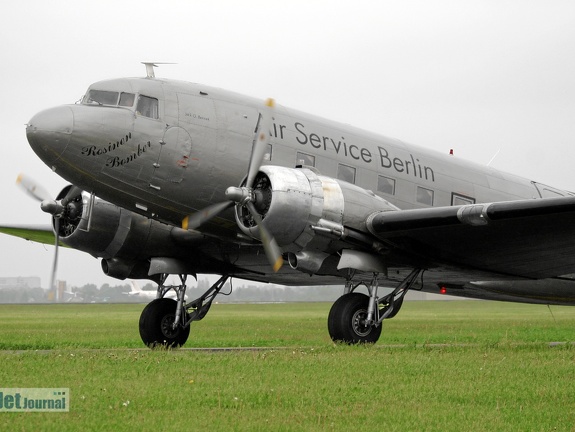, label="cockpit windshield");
[83,90,136,107]
[82,89,157,119]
